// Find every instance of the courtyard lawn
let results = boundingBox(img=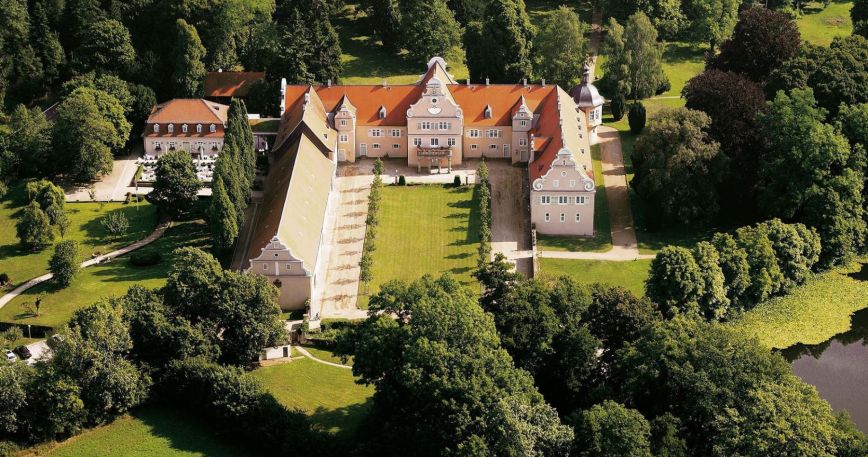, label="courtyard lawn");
[0,204,210,329]
[335,5,468,85]
[539,258,651,297]
[729,259,868,349]
[537,144,612,252]
[0,182,157,288]
[20,406,249,457]
[250,358,374,436]
[797,0,854,46]
[358,184,481,307]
